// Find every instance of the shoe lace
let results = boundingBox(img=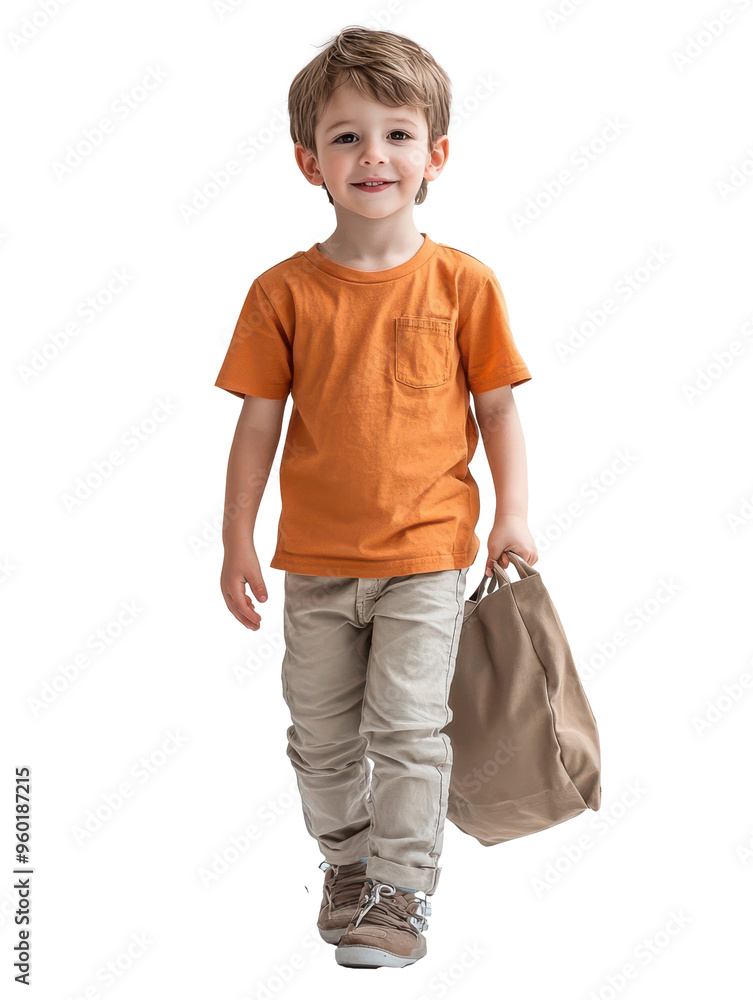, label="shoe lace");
[319,861,369,912]
[352,881,431,935]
